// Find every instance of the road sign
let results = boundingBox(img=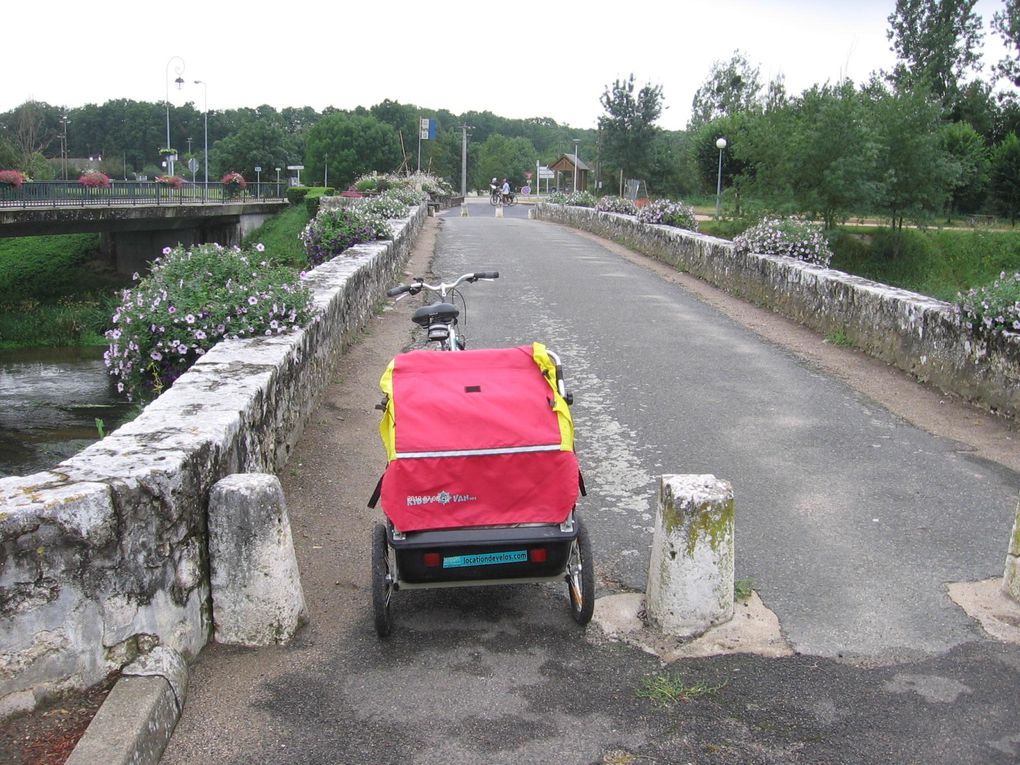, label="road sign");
[538,167,554,179]
[187,158,198,174]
